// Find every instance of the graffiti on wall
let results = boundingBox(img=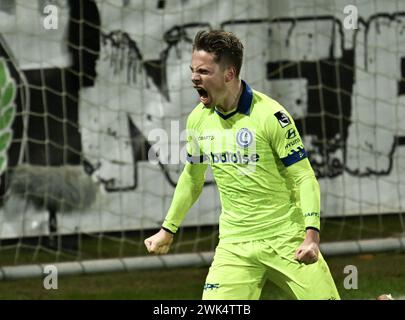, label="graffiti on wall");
[0,0,404,238]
